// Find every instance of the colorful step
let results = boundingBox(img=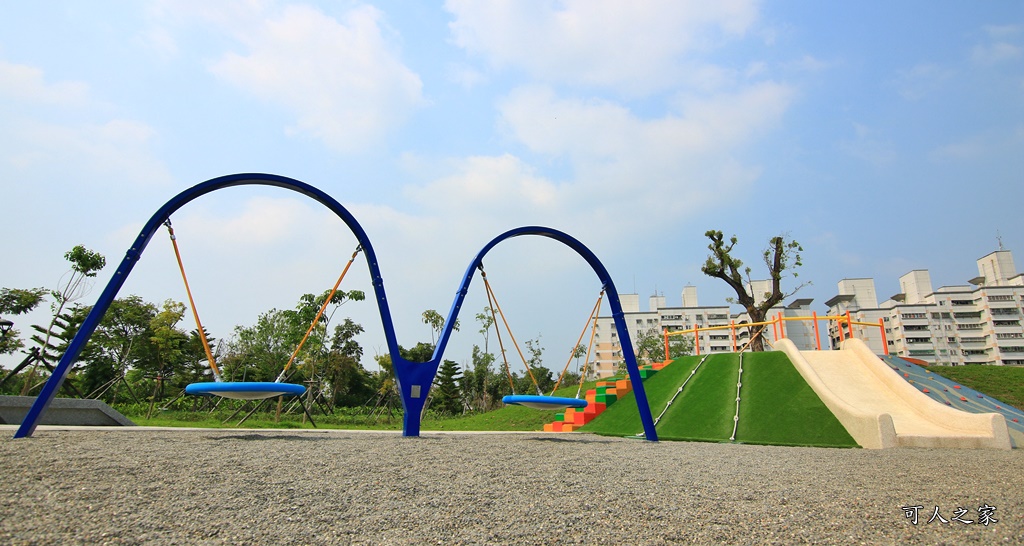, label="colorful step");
[544,365,659,432]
